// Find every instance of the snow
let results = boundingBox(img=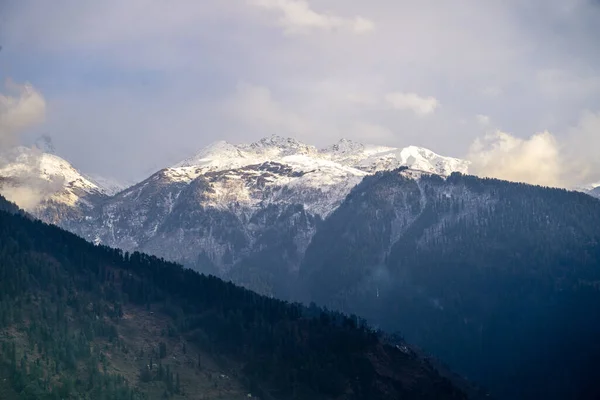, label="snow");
[186,155,366,218]
[1,135,471,216]
[0,146,105,207]
[322,140,470,175]
[155,135,471,217]
[11,134,475,278]
[171,135,468,181]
